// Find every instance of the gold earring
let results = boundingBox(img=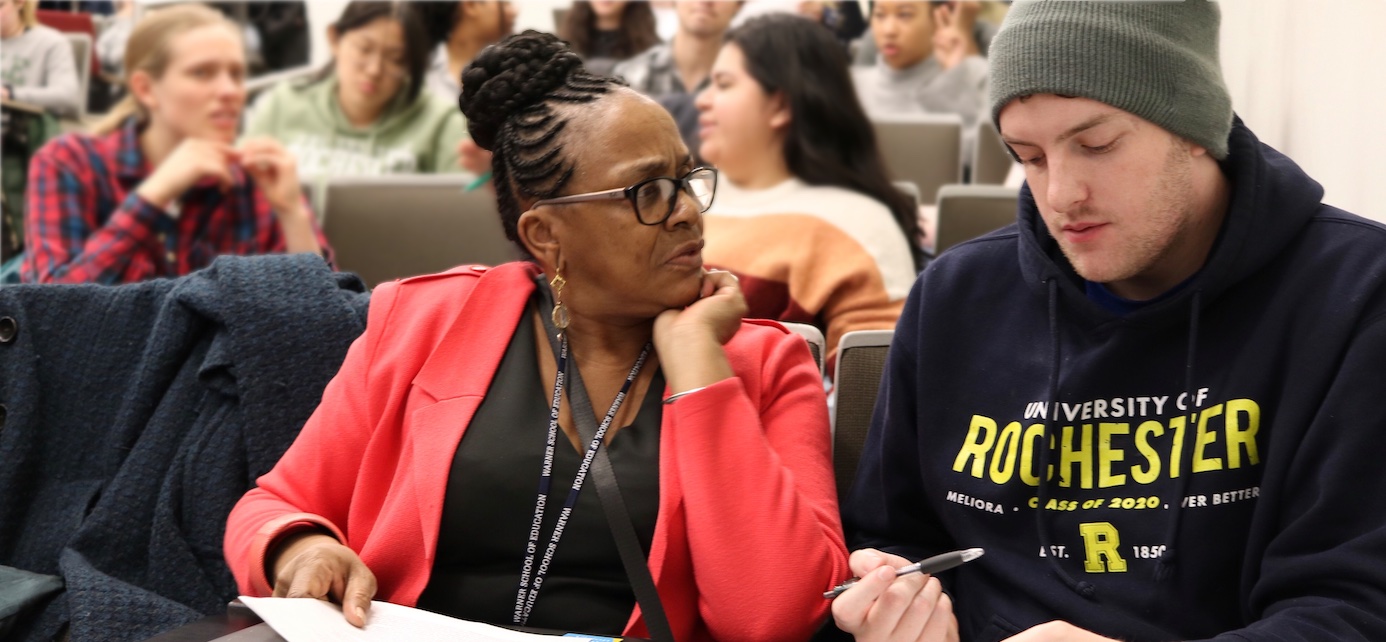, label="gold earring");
[550,270,569,331]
